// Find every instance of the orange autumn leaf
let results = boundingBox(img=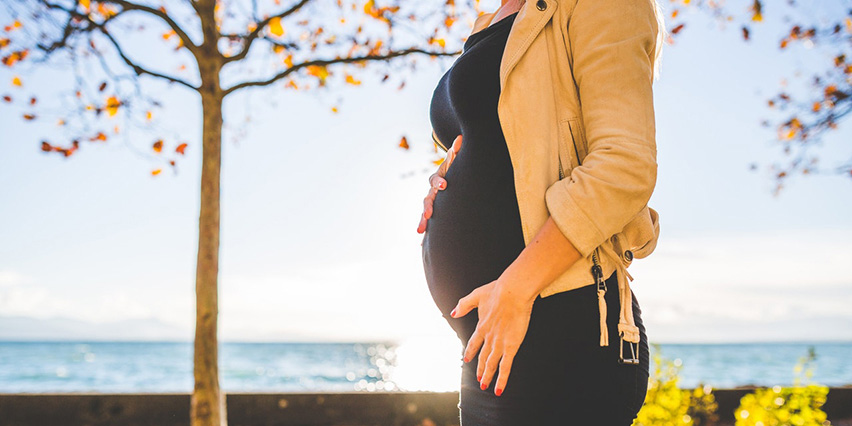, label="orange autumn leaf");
[331,106,338,113]
[23,113,35,120]
[153,139,163,153]
[269,17,285,37]
[151,169,162,176]
[93,132,107,142]
[176,143,188,154]
[8,50,30,66]
[306,64,329,84]
[399,136,409,149]
[3,20,22,32]
[11,76,21,86]
[0,38,9,48]
[345,74,361,85]
[105,95,121,117]
[146,111,153,121]
[80,0,91,12]
[432,157,444,166]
